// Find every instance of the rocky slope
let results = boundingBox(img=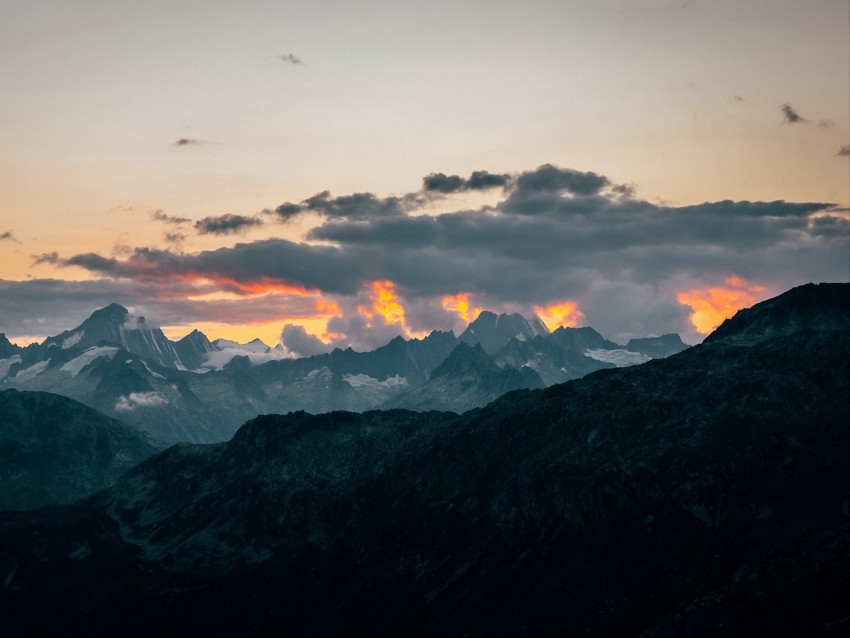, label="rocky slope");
[0,283,847,636]
[0,389,161,510]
